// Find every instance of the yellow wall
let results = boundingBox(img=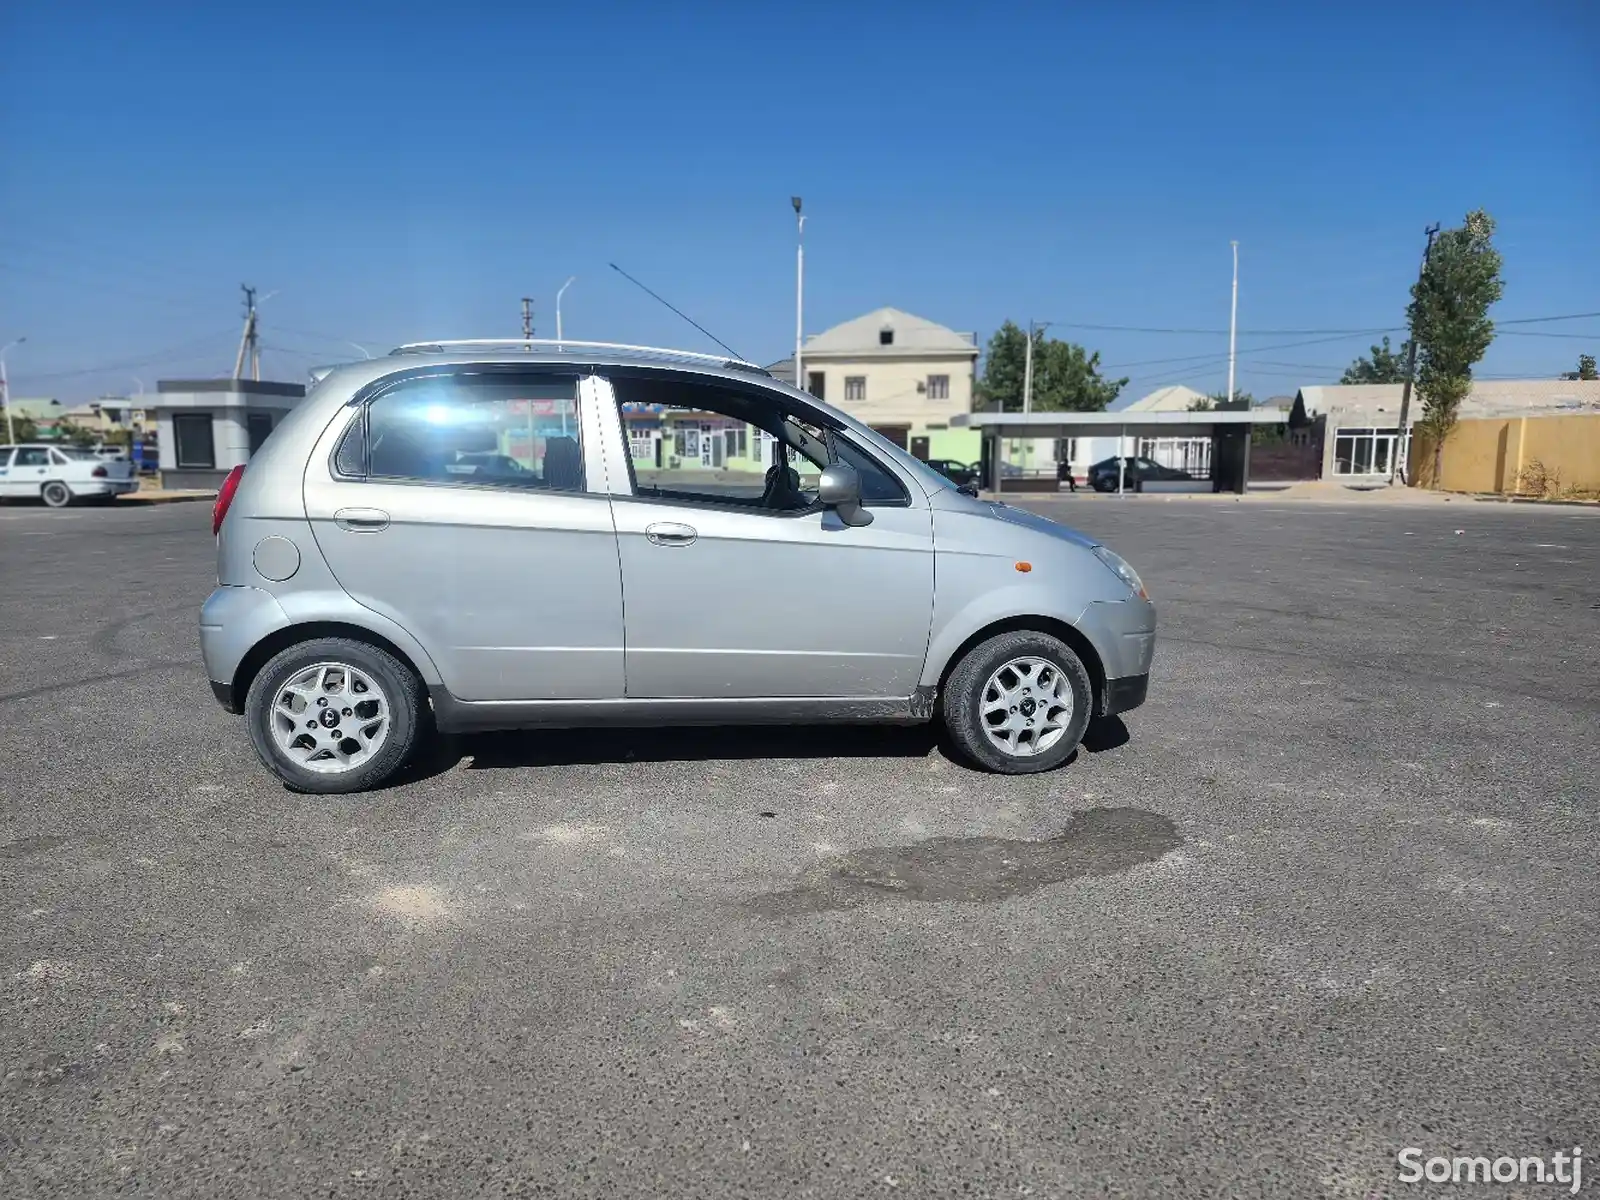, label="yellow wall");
[1412,414,1600,493]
